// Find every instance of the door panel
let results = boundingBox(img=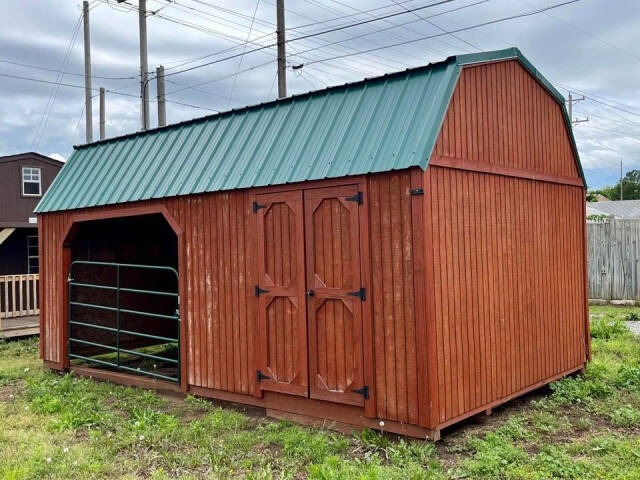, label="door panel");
[304,186,365,406]
[256,191,308,396]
